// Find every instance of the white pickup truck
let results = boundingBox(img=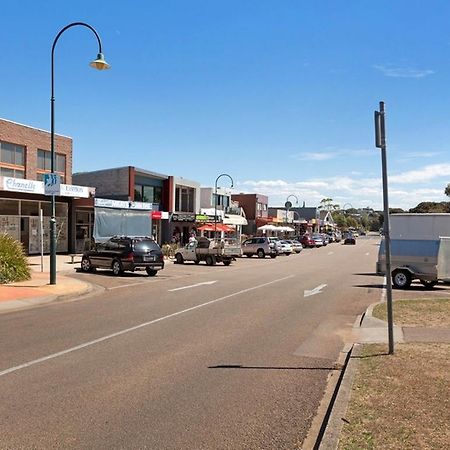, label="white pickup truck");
[174,237,241,266]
